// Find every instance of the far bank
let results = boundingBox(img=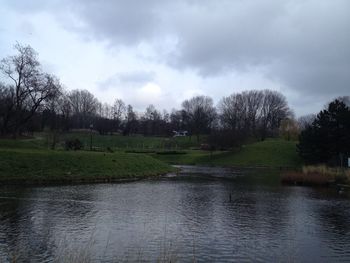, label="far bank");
[0,148,174,185]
